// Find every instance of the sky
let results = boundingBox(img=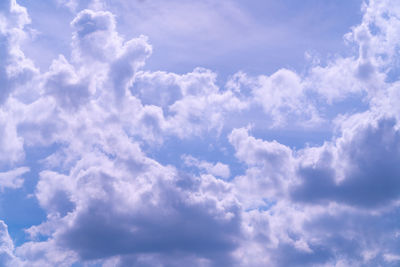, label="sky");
[0,0,400,266]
